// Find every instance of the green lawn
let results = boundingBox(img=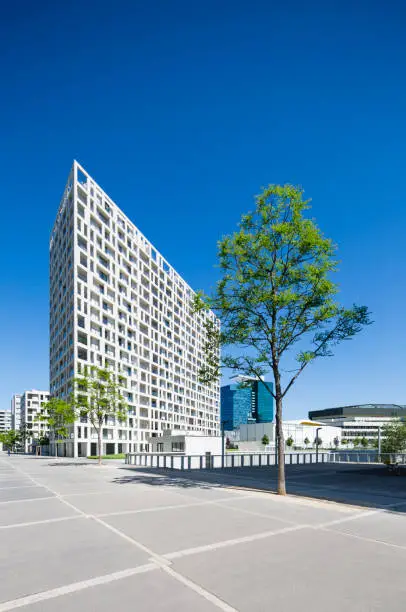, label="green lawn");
[87,453,126,460]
